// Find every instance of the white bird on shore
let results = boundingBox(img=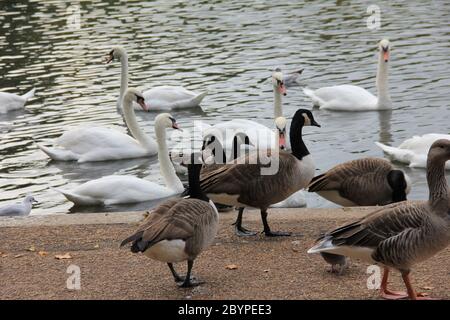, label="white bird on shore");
[0,88,35,113]
[0,195,38,217]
